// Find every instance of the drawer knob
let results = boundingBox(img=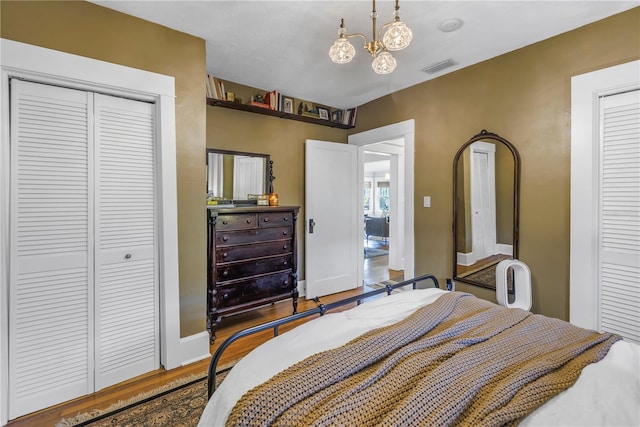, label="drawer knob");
[263,218,269,222]
[222,236,228,242]
[283,261,288,266]
[222,270,229,277]
[283,245,288,250]
[284,217,288,221]
[222,220,228,225]
[125,253,132,259]
[223,293,229,300]
[222,252,228,258]
[282,231,288,236]
[246,219,252,224]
